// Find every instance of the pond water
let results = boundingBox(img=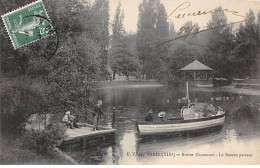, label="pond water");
[66,85,260,165]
